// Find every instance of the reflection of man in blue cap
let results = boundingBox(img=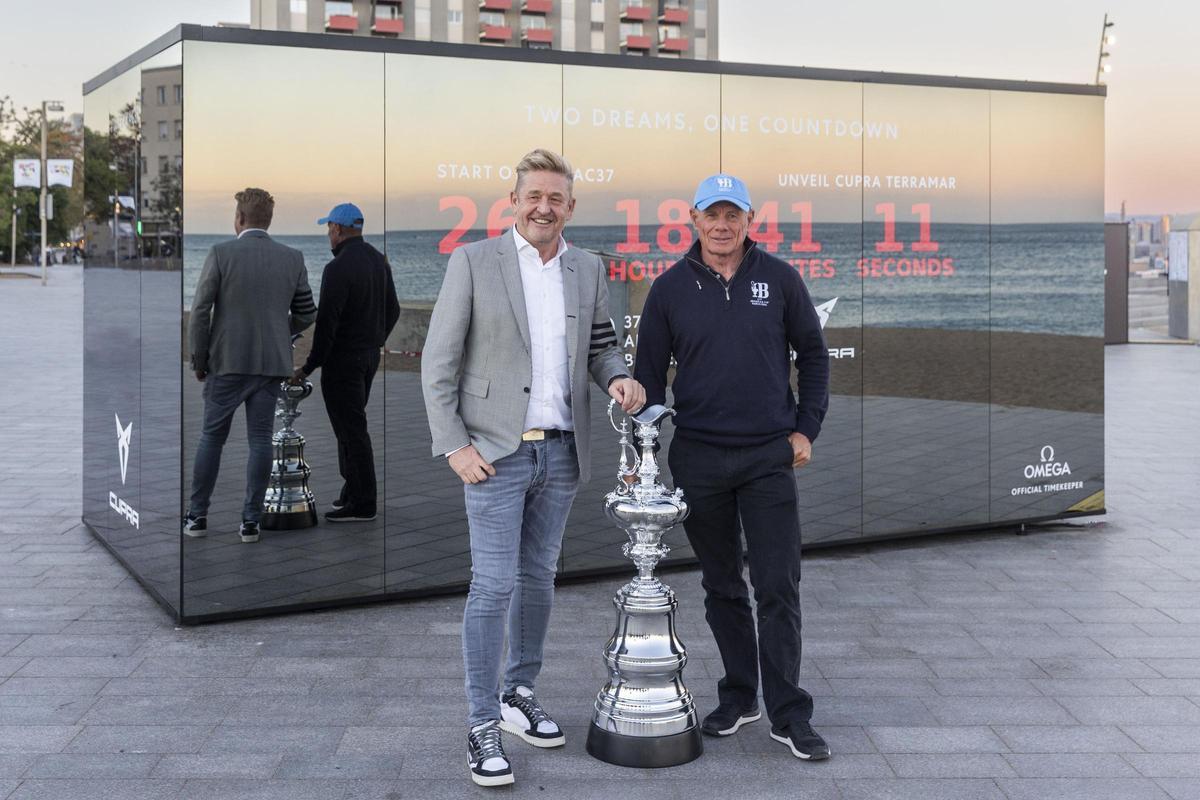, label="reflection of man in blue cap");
[635,173,832,762]
[291,203,400,521]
